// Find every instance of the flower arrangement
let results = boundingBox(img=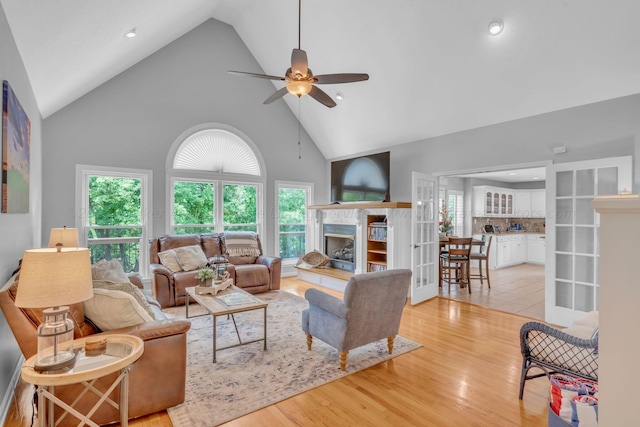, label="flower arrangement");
[439,201,453,235]
[197,265,216,282]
